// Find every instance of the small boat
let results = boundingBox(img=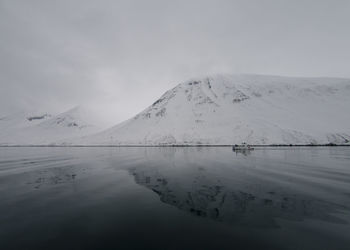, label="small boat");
[232,142,254,151]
